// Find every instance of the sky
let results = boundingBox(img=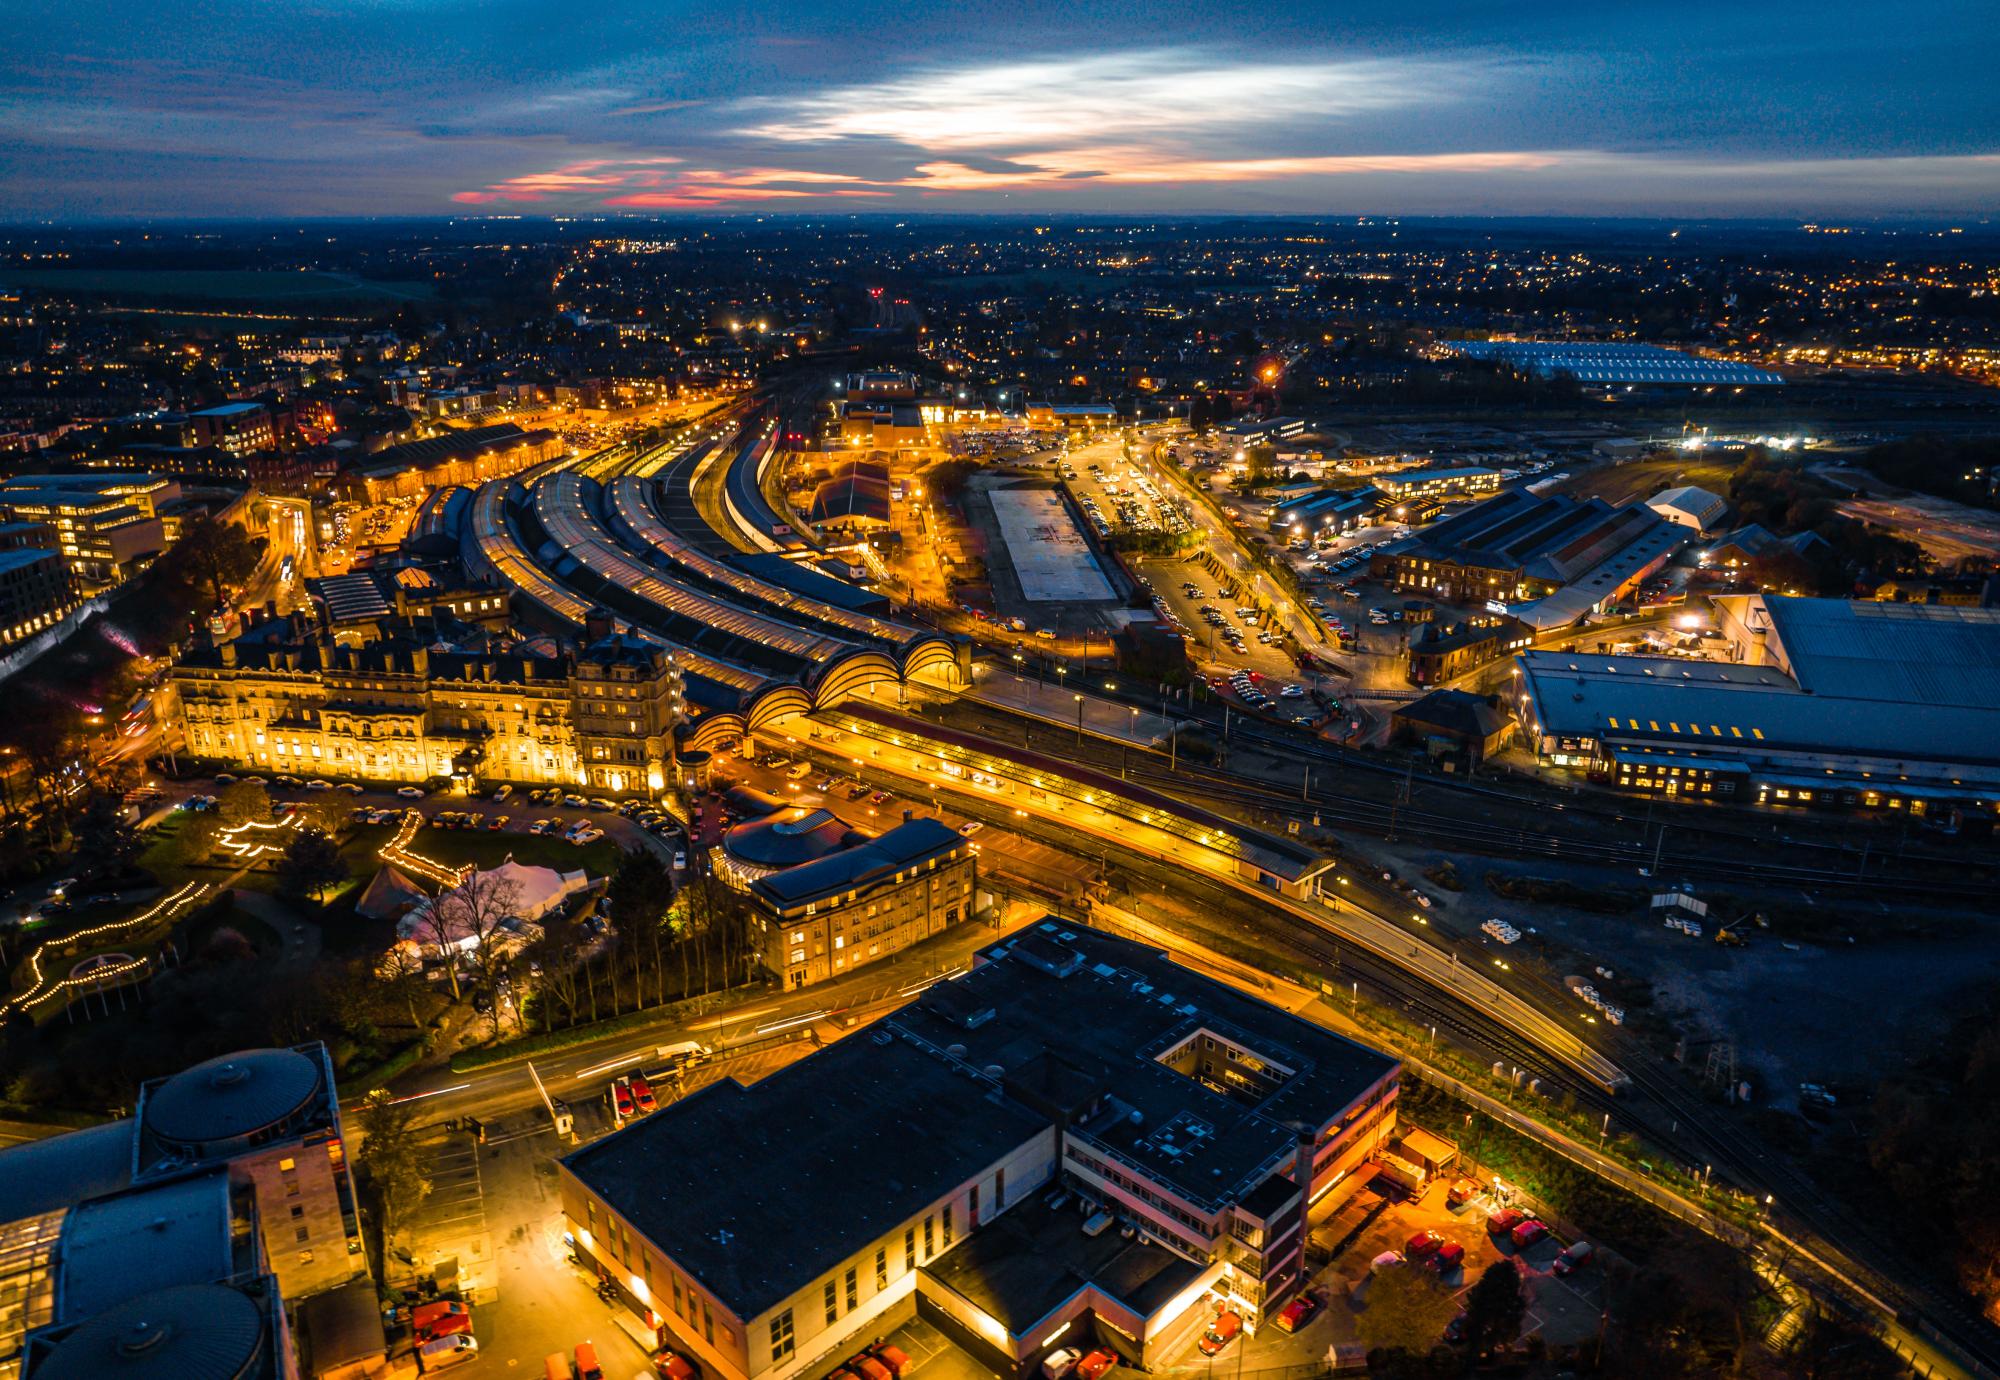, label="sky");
[3,0,1997,220]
